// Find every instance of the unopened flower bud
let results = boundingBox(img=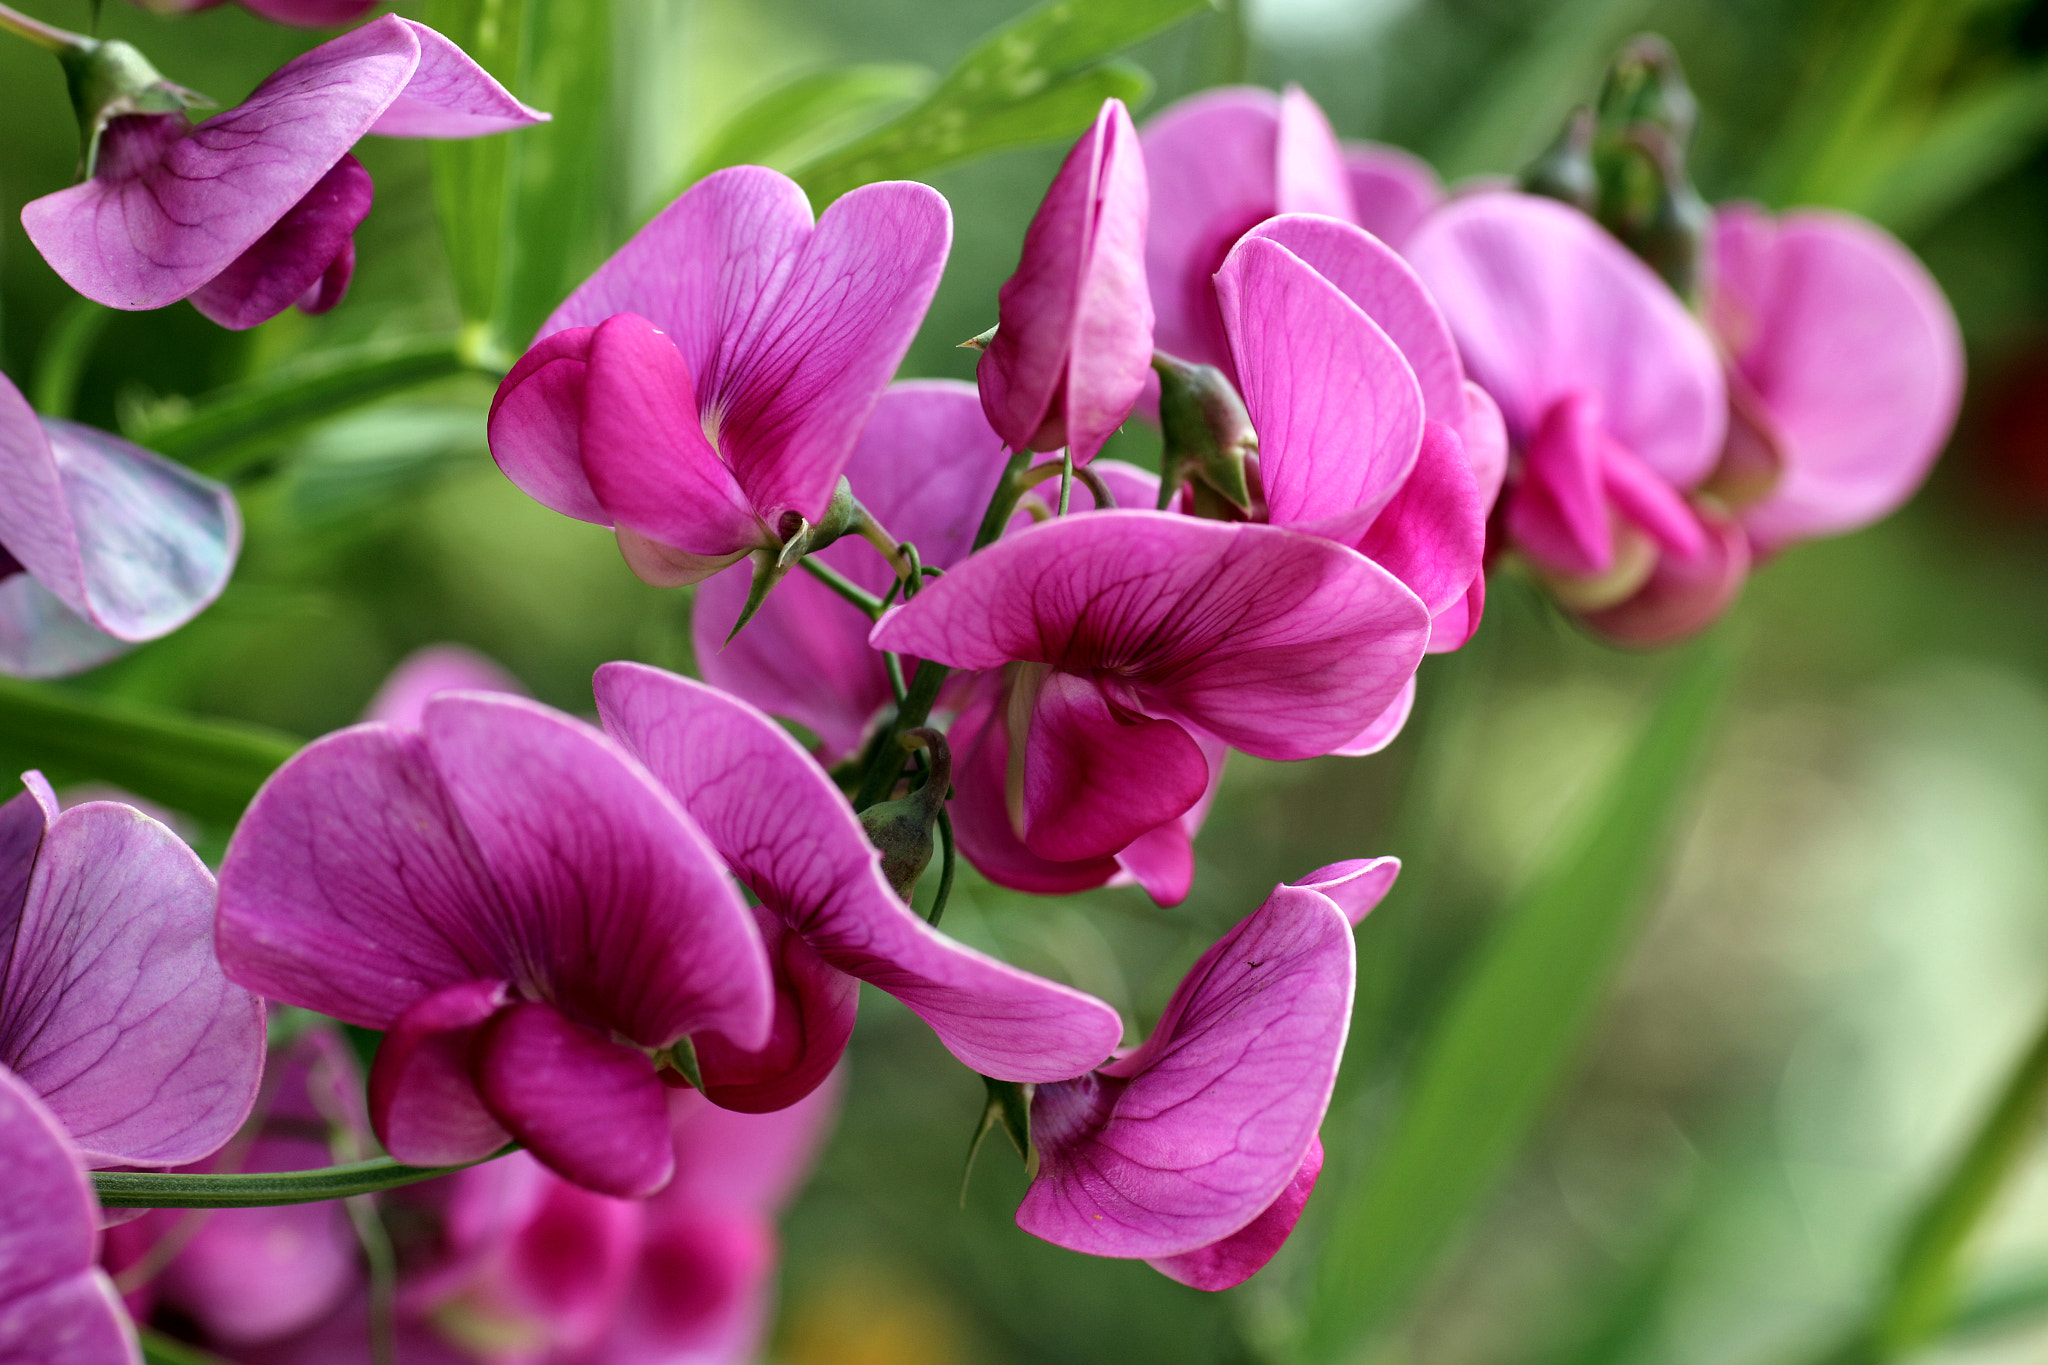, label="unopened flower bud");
[1153,352,1255,513]
[858,727,952,903]
[1520,106,1599,213]
[1596,34,1698,151]
[58,39,212,178]
[733,478,870,642]
[1608,127,1711,302]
